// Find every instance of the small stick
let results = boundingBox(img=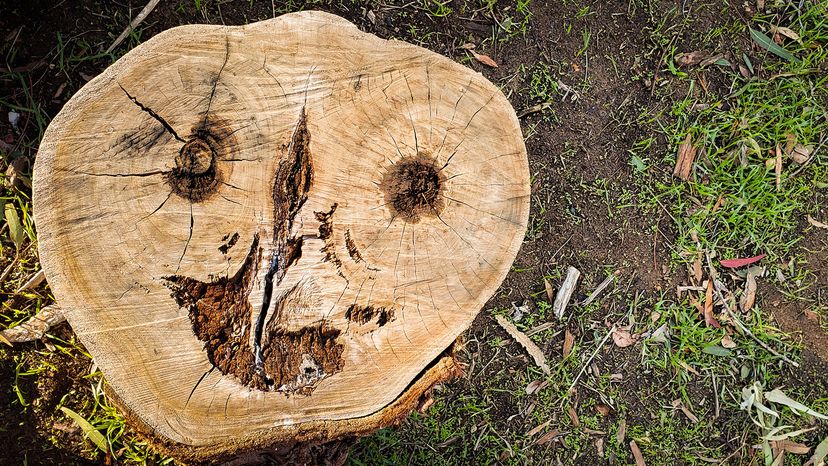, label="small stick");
[581,270,620,306]
[704,252,799,368]
[106,0,161,54]
[567,306,633,394]
[0,304,65,345]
